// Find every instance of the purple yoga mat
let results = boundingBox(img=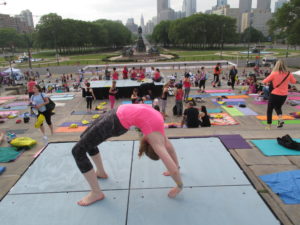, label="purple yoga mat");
[205,89,233,93]
[288,96,300,100]
[170,134,252,149]
[59,122,90,127]
[253,101,268,105]
[6,102,29,107]
[234,106,258,115]
[212,98,245,102]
